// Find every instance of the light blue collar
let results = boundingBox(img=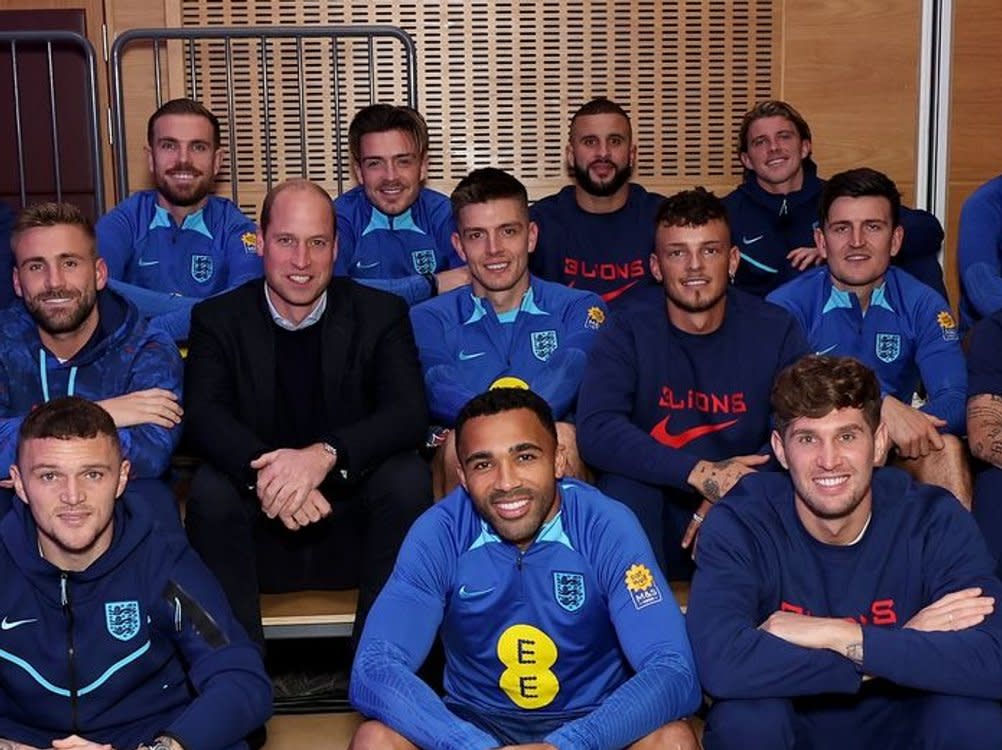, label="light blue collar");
[362,205,425,236]
[148,204,212,239]
[823,280,894,315]
[468,509,572,551]
[463,286,549,326]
